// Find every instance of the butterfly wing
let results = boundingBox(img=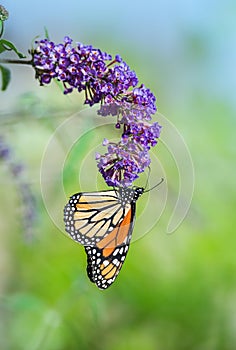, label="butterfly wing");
[64,188,139,289]
[64,190,131,246]
[85,203,136,289]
